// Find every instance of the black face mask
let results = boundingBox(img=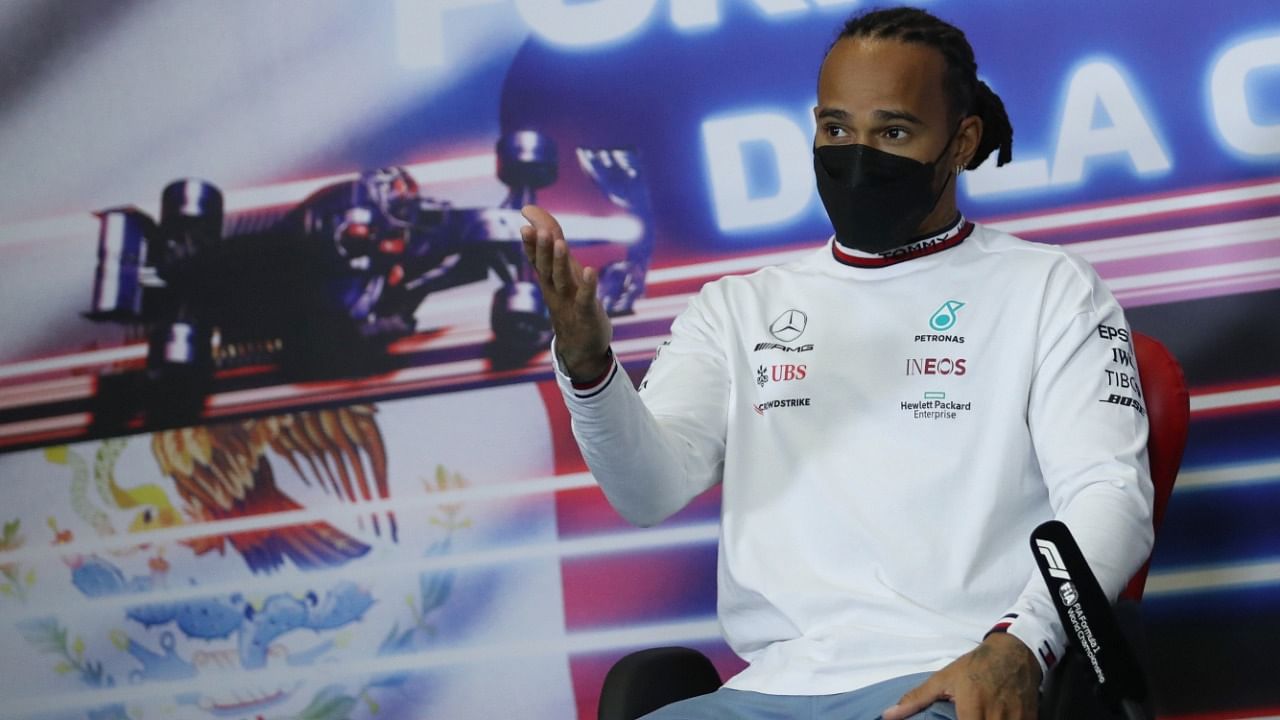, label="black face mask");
[813,133,957,255]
